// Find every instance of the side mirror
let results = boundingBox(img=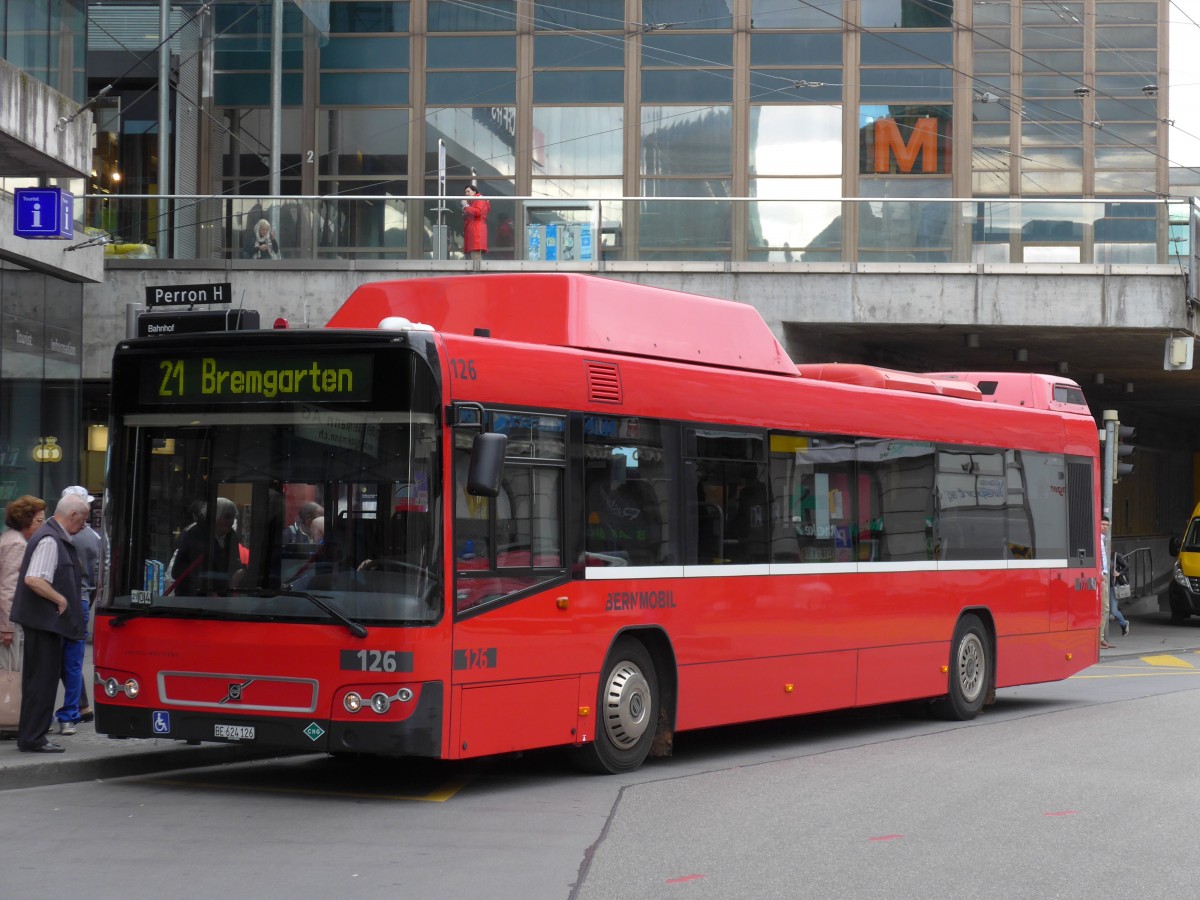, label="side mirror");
[1169,536,1181,557]
[467,433,506,498]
